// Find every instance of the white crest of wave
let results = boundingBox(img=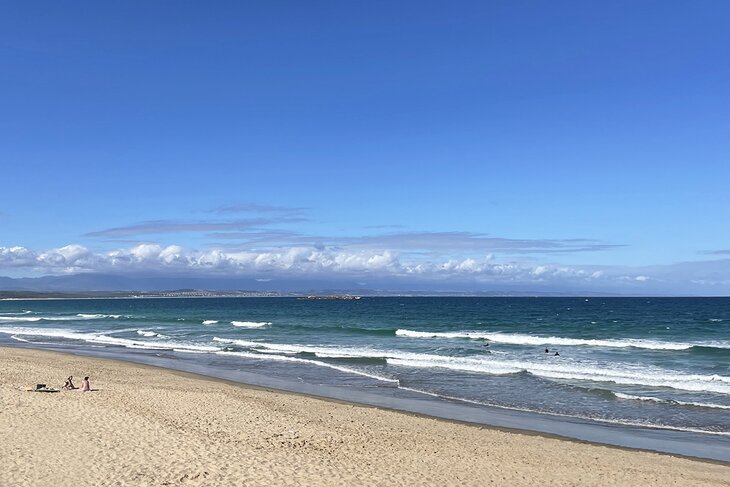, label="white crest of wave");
[0,315,43,322]
[231,321,271,328]
[613,392,730,410]
[215,350,398,383]
[10,335,32,342]
[202,320,219,325]
[212,337,387,359]
[394,329,721,351]
[0,326,218,353]
[136,330,169,338]
[1,314,123,322]
[209,336,730,393]
[388,356,730,394]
